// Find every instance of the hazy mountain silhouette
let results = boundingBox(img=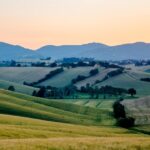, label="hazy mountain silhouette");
[0,41,150,60]
[0,42,41,60]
